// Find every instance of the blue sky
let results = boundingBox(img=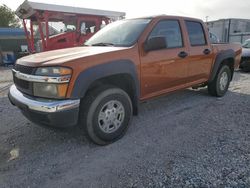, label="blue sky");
[1,0,250,21]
